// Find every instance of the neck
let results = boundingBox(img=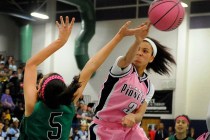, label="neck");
[136,66,146,77]
[133,63,147,77]
[176,133,187,140]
